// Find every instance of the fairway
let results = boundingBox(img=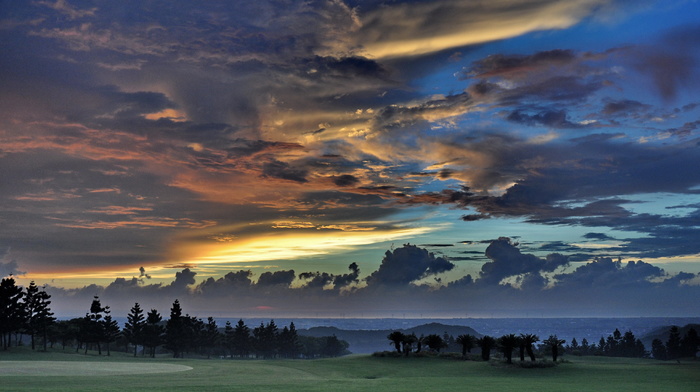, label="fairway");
[0,354,698,392]
[0,361,192,376]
